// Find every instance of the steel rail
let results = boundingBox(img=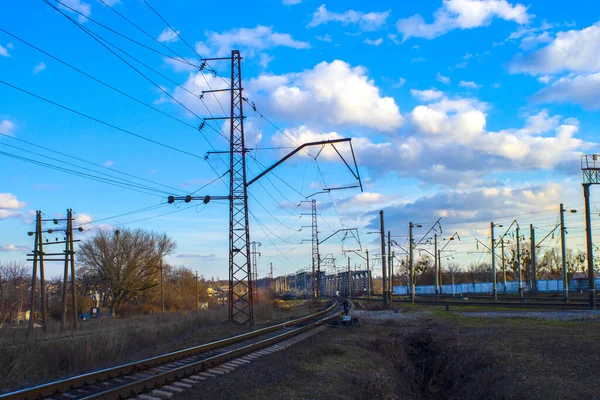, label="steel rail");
[0,299,340,400]
[81,301,348,399]
[351,296,592,309]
